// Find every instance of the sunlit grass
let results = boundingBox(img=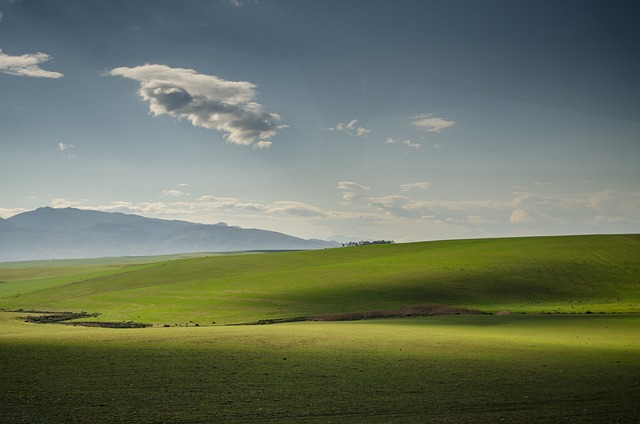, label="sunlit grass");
[1,235,638,324]
[1,232,639,423]
[1,312,638,422]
